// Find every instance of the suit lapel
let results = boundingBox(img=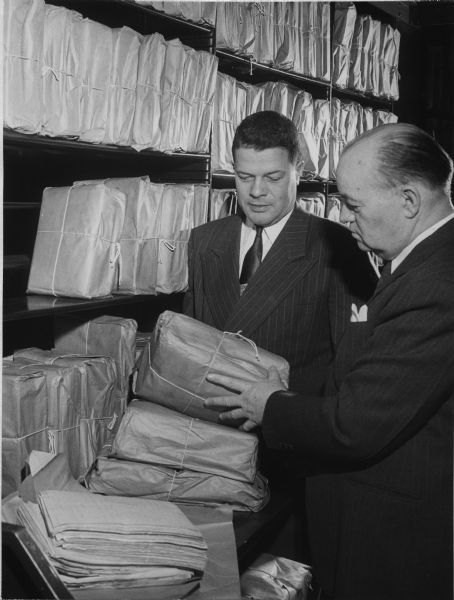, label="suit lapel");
[225,209,317,336]
[201,217,242,328]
